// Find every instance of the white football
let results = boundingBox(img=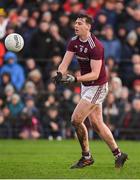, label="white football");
[5,33,24,52]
